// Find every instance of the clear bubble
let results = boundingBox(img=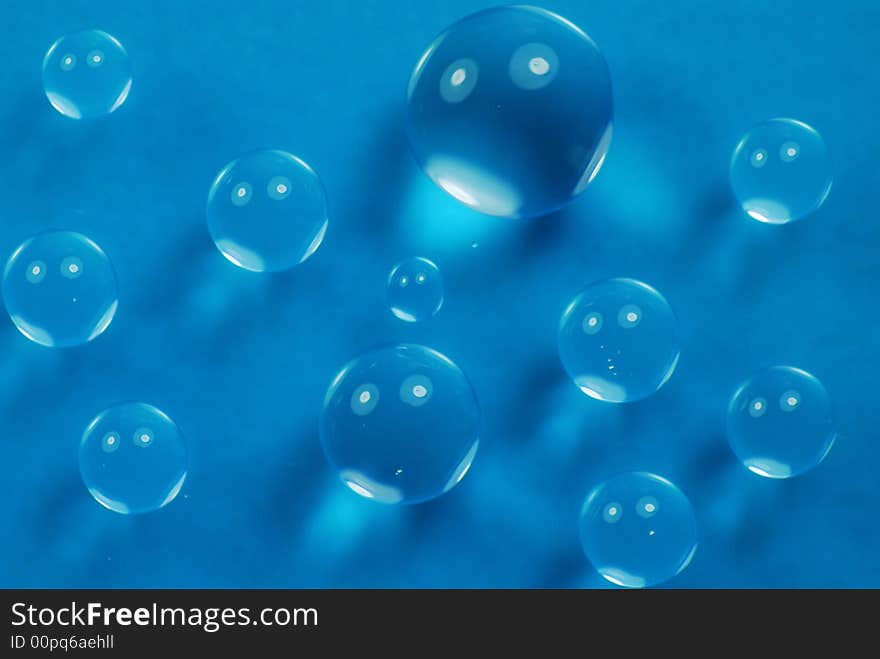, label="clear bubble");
[730,118,832,224]
[79,403,187,515]
[558,278,679,403]
[406,6,613,219]
[320,344,480,504]
[386,256,444,322]
[2,231,118,348]
[42,30,132,119]
[206,149,329,272]
[579,472,698,588]
[726,366,836,479]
